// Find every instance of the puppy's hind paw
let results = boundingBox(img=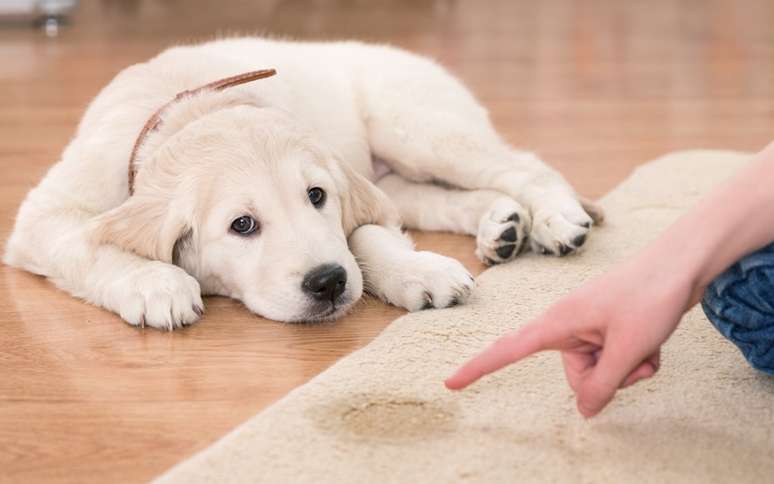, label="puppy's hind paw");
[529,199,595,256]
[476,197,531,265]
